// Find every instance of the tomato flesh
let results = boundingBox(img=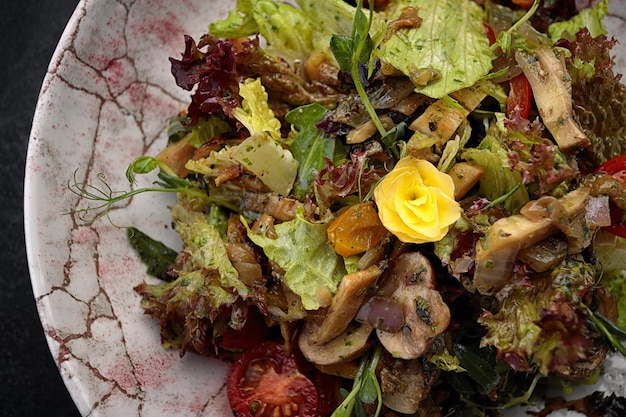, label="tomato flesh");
[595,156,626,238]
[227,341,319,417]
[327,202,391,257]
